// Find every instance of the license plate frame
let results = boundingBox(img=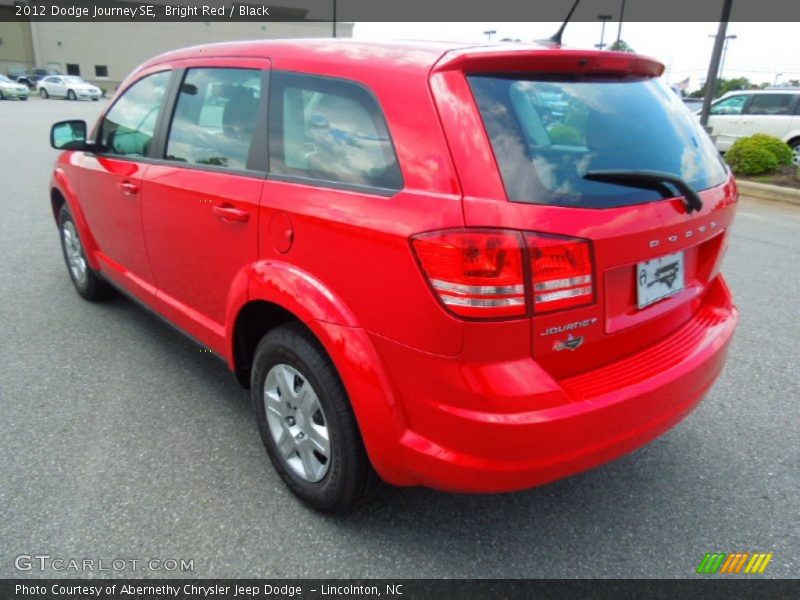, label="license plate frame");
[636,251,685,309]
